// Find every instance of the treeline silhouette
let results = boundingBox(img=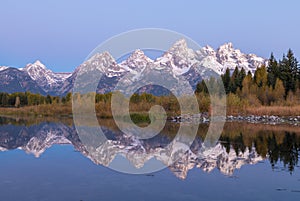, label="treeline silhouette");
[0,92,72,107]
